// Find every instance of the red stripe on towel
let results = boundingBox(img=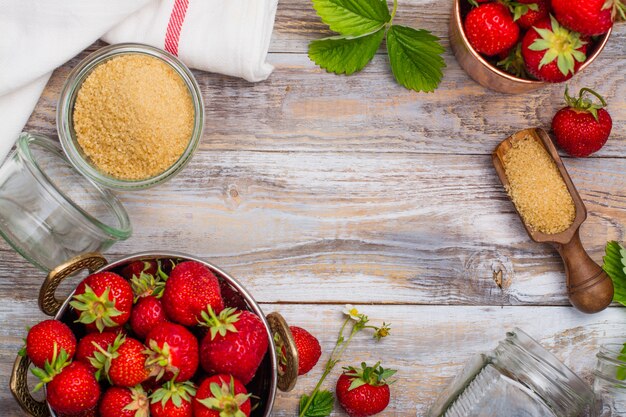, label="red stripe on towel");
[164,0,190,56]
